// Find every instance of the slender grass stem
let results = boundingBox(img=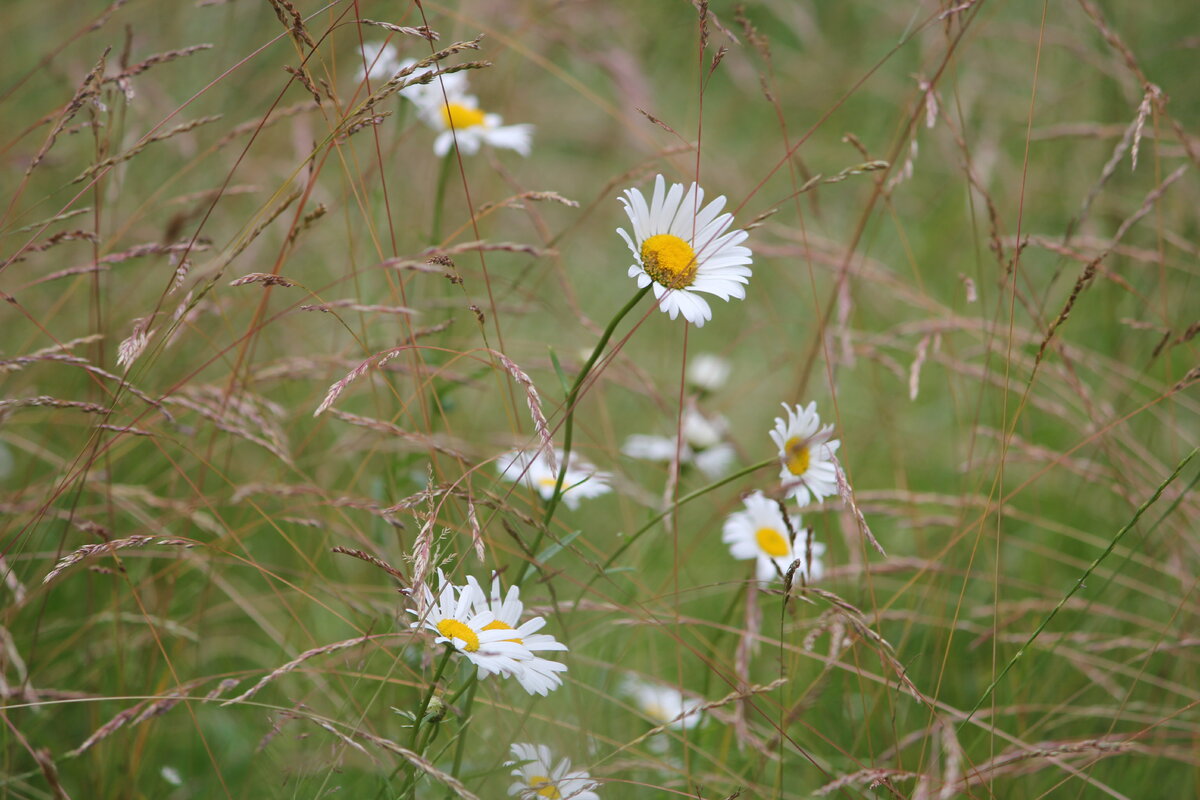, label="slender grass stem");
[397,646,455,799]
[516,285,651,585]
[958,446,1197,729]
[573,457,777,604]
[430,148,455,244]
